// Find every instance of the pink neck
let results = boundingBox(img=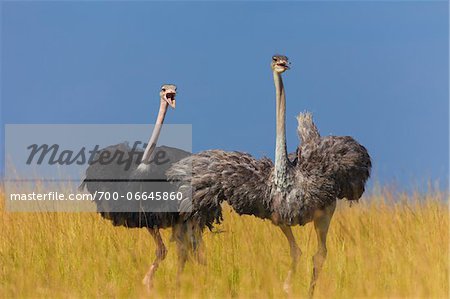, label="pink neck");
[141,101,168,164]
